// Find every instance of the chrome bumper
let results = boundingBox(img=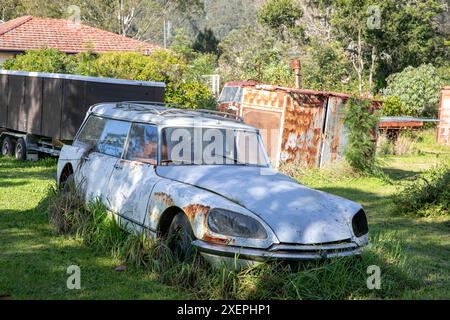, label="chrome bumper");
[192,240,363,262]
